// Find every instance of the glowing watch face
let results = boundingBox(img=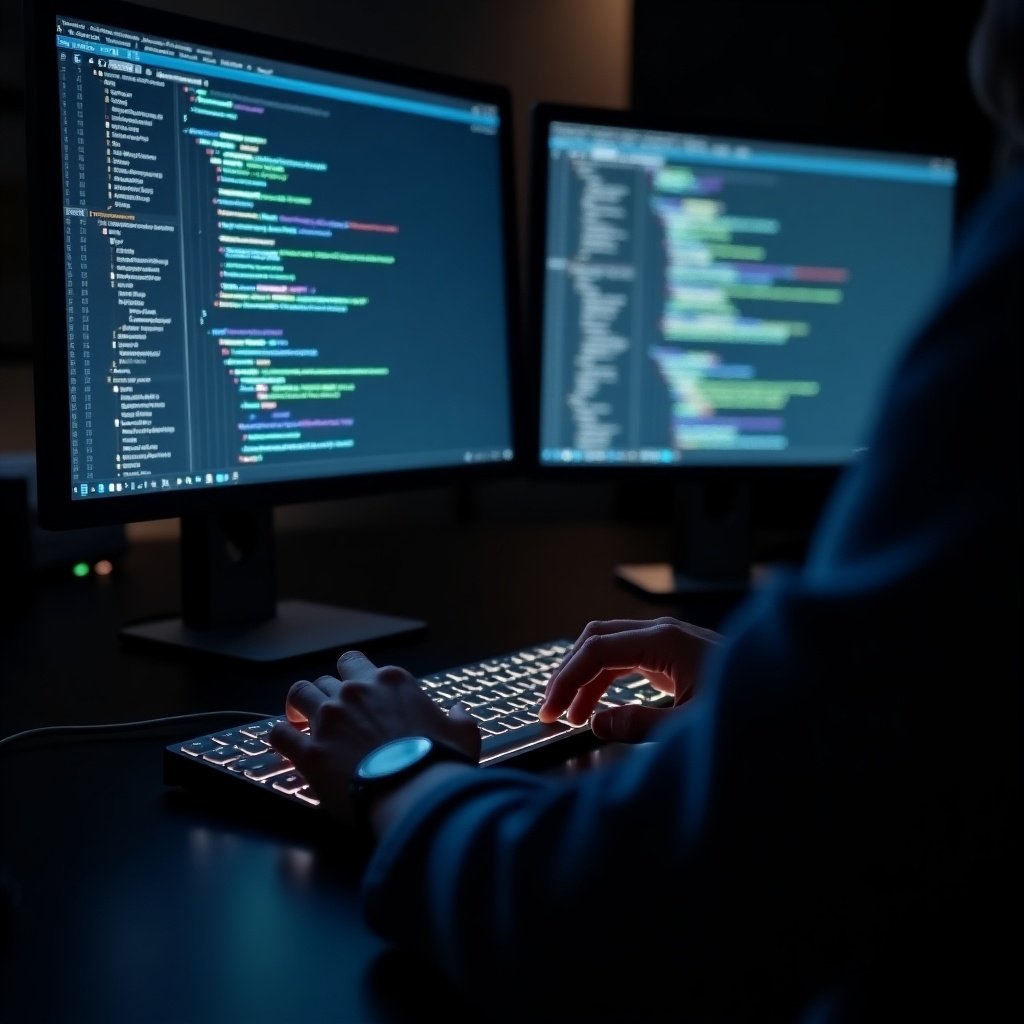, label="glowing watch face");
[358,736,432,780]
